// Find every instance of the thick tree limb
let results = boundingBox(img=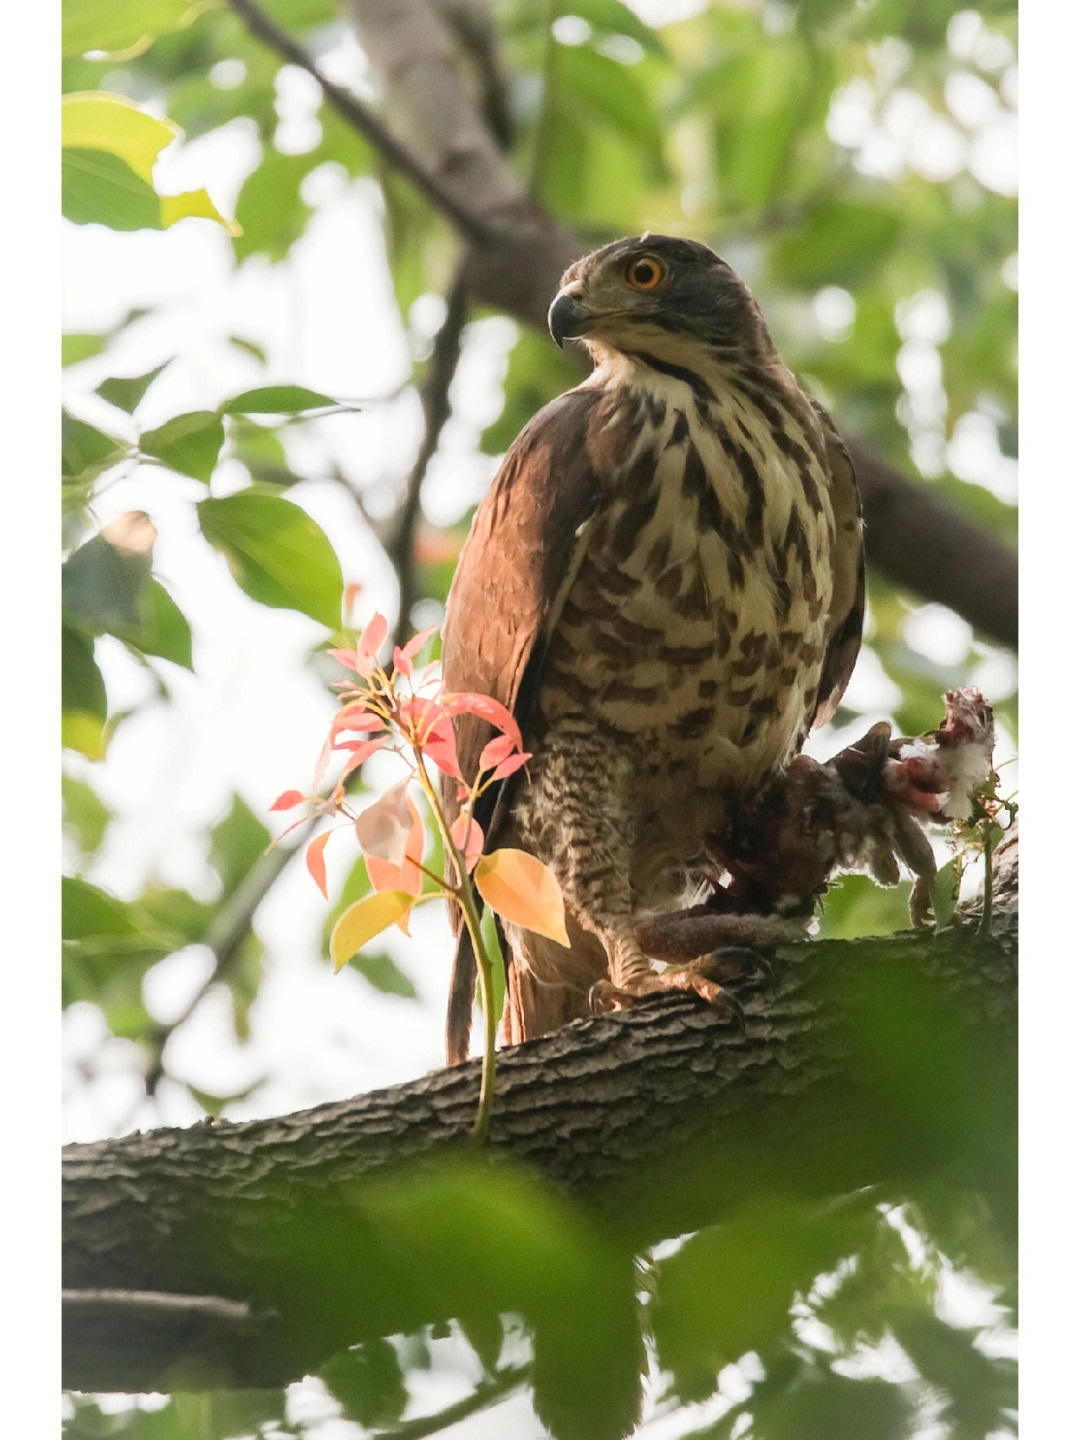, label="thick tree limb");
[64,876,1015,1393]
[338,0,1016,647]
